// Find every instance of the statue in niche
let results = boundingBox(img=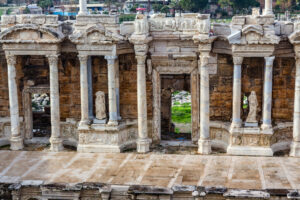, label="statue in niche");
[246,91,258,123]
[95,91,106,120]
